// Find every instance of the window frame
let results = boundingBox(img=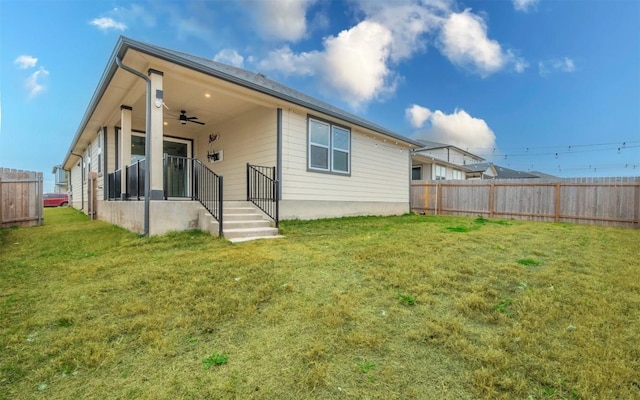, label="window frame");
[307,116,351,176]
[412,165,423,181]
[434,164,446,180]
[452,169,463,180]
